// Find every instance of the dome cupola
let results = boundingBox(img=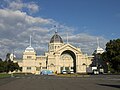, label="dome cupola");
[25,46,35,52]
[50,32,63,43]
